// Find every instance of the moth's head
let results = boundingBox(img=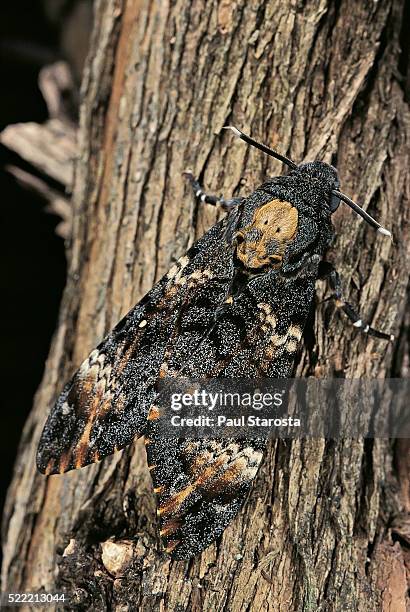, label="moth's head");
[296,161,341,212]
